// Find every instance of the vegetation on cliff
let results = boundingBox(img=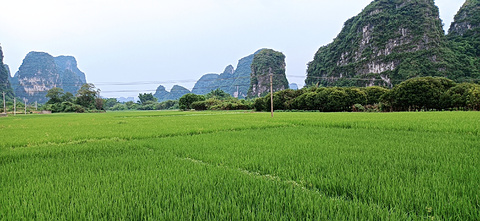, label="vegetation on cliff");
[447,0,480,81]
[248,49,289,98]
[0,46,14,100]
[306,0,479,87]
[12,52,87,104]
